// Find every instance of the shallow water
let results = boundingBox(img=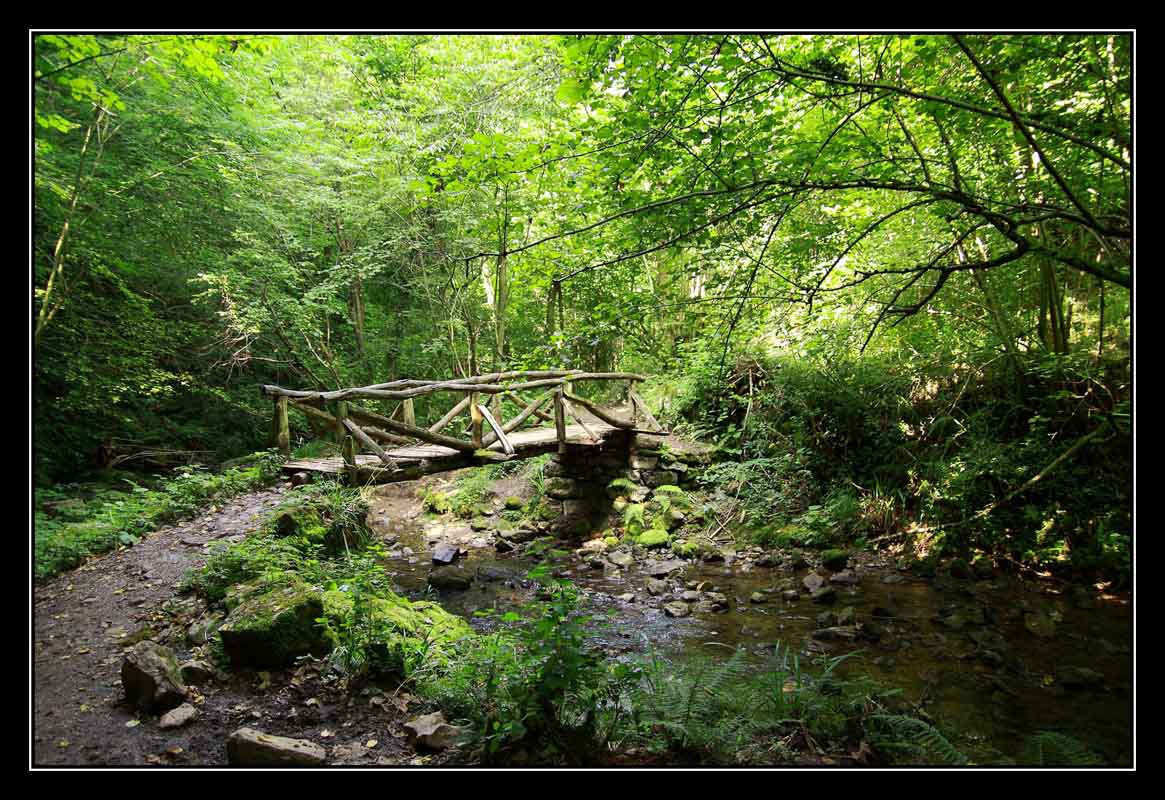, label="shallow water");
[367,493,1132,765]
